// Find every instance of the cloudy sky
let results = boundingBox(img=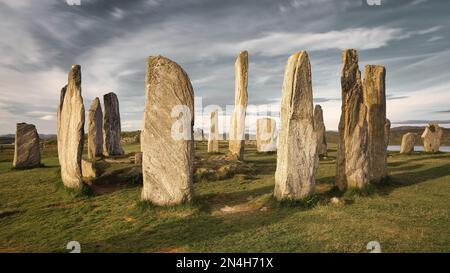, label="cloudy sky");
[0,0,449,135]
